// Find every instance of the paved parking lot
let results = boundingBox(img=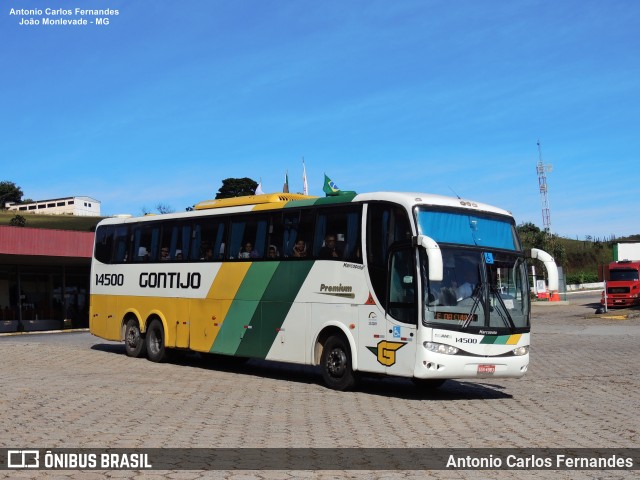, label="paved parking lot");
[1,292,638,479]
